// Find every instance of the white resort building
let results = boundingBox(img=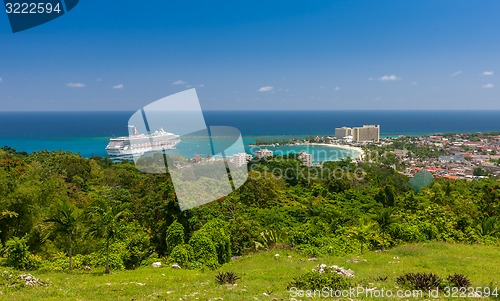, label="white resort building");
[254,148,274,159]
[297,151,313,167]
[335,127,352,139]
[230,152,250,167]
[335,125,380,143]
